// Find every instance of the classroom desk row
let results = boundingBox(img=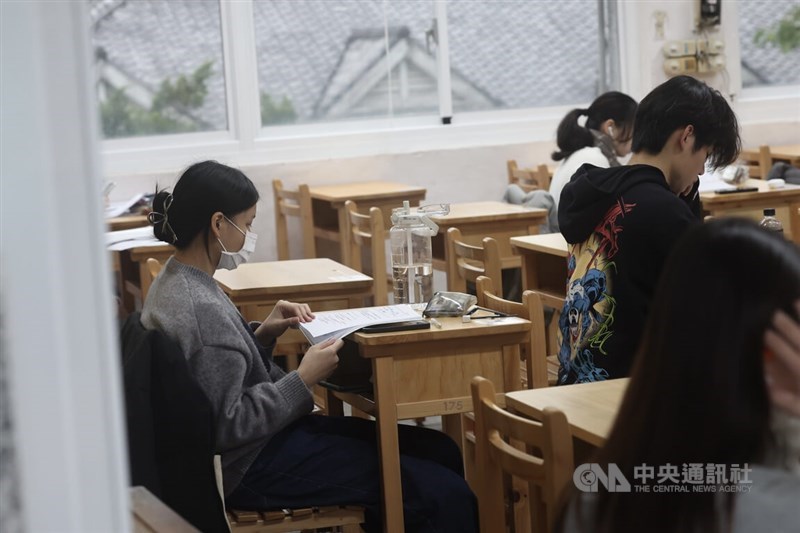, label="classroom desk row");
[111,200,547,313]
